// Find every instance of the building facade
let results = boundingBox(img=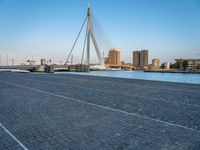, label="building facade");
[140,50,148,68]
[133,50,148,68]
[133,51,140,67]
[175,59,200,70]
[108,48,121,65]
[152,59,160,69]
